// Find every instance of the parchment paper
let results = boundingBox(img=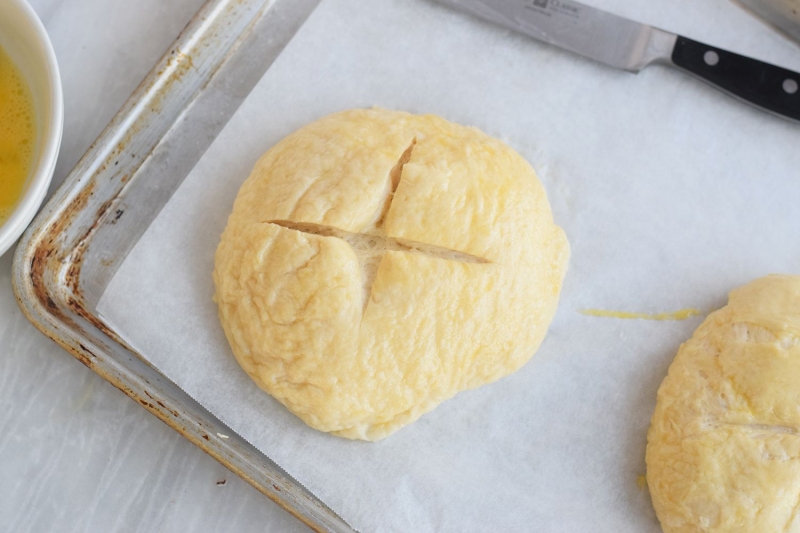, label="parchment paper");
[97,0,800,530]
